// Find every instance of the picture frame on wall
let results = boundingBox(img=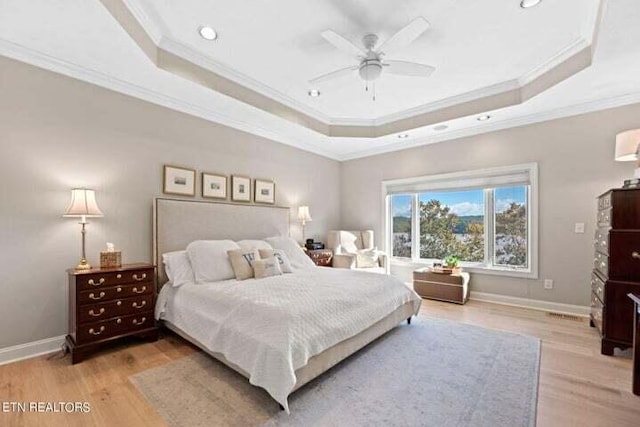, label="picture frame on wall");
[163,165,196,196]
[254,179,276,204]
[202,173,227,199]
[231,175,251,202]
